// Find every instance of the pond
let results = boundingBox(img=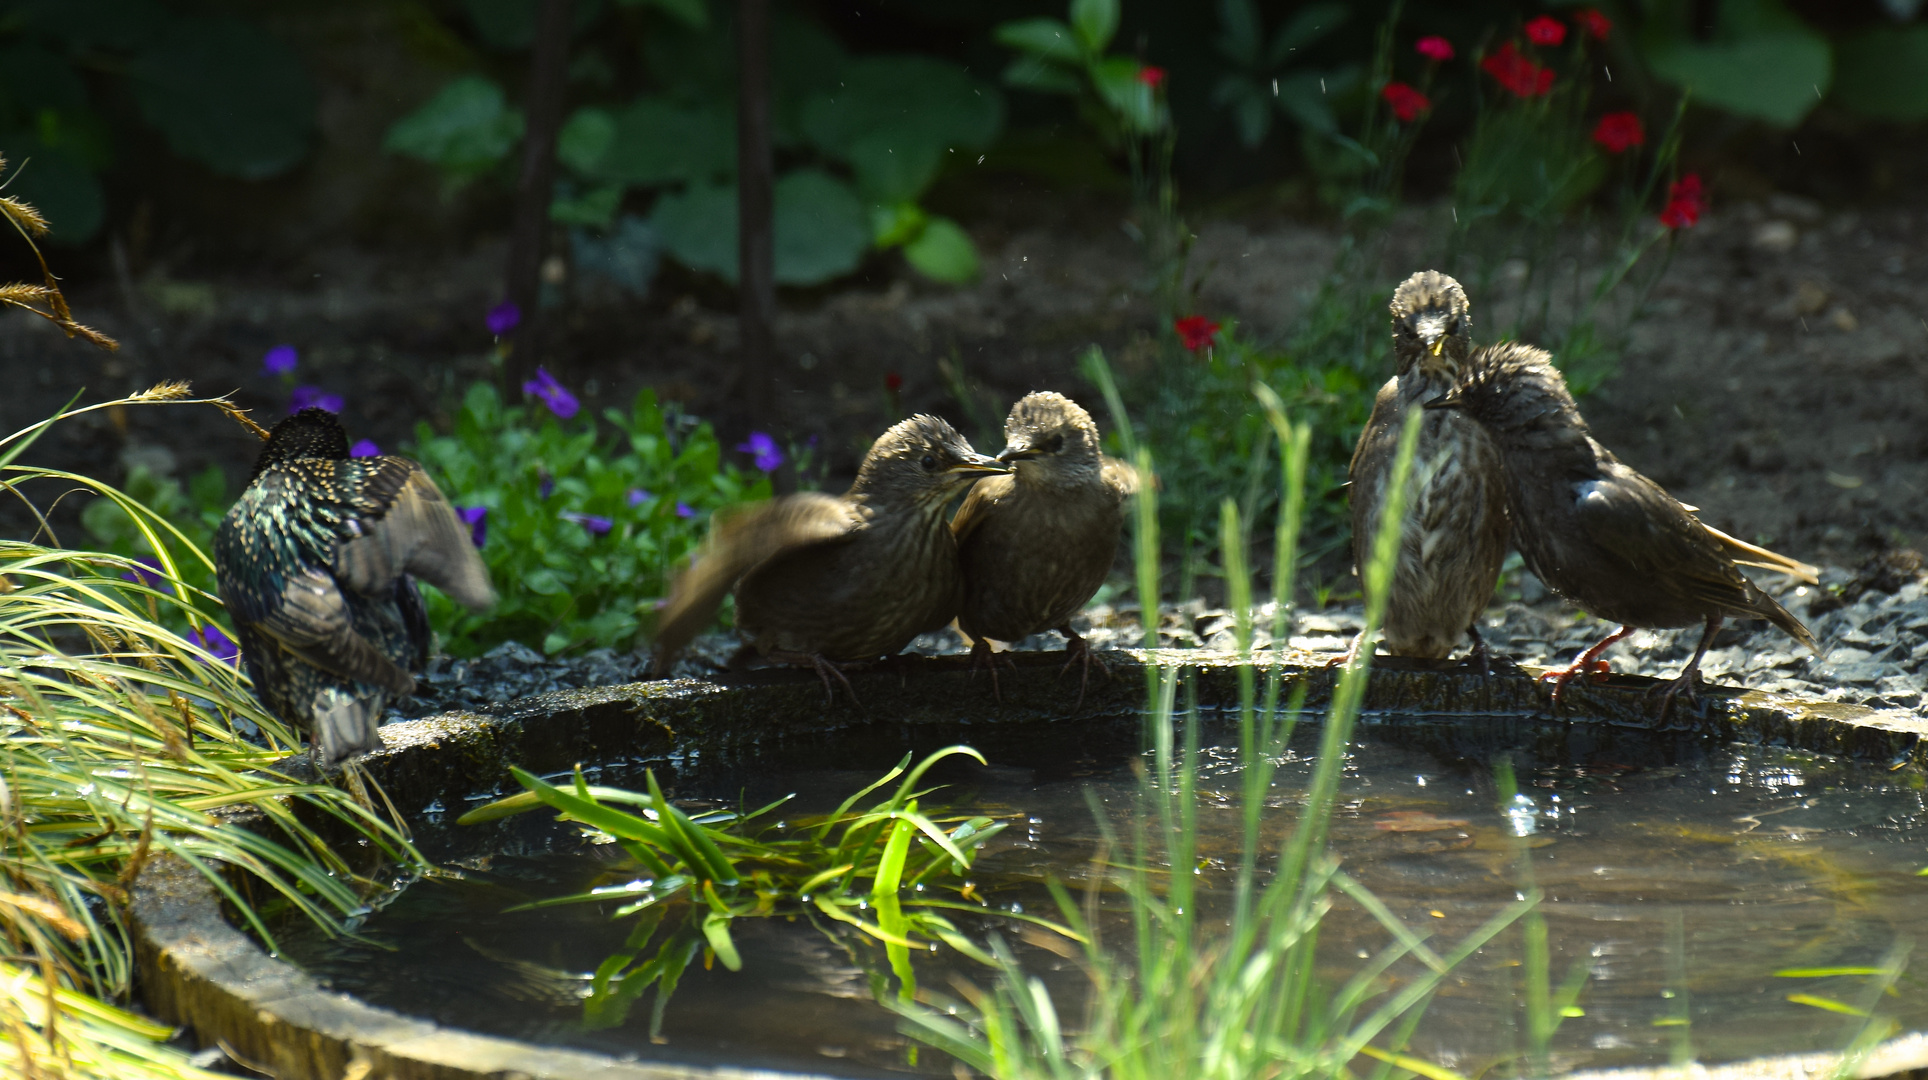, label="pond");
[273,710,1928,1078]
